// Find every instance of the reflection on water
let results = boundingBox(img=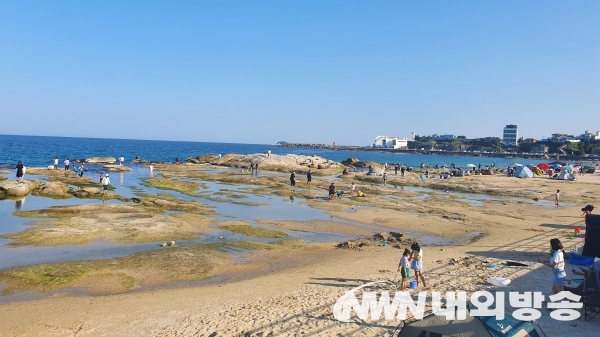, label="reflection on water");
[14,197,25,211]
